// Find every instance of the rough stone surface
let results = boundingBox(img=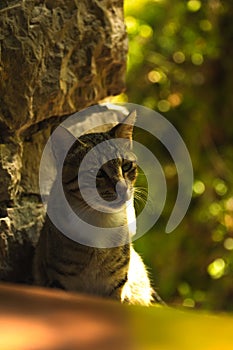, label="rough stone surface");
[0,0,127,134]
[0,0,127,282]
